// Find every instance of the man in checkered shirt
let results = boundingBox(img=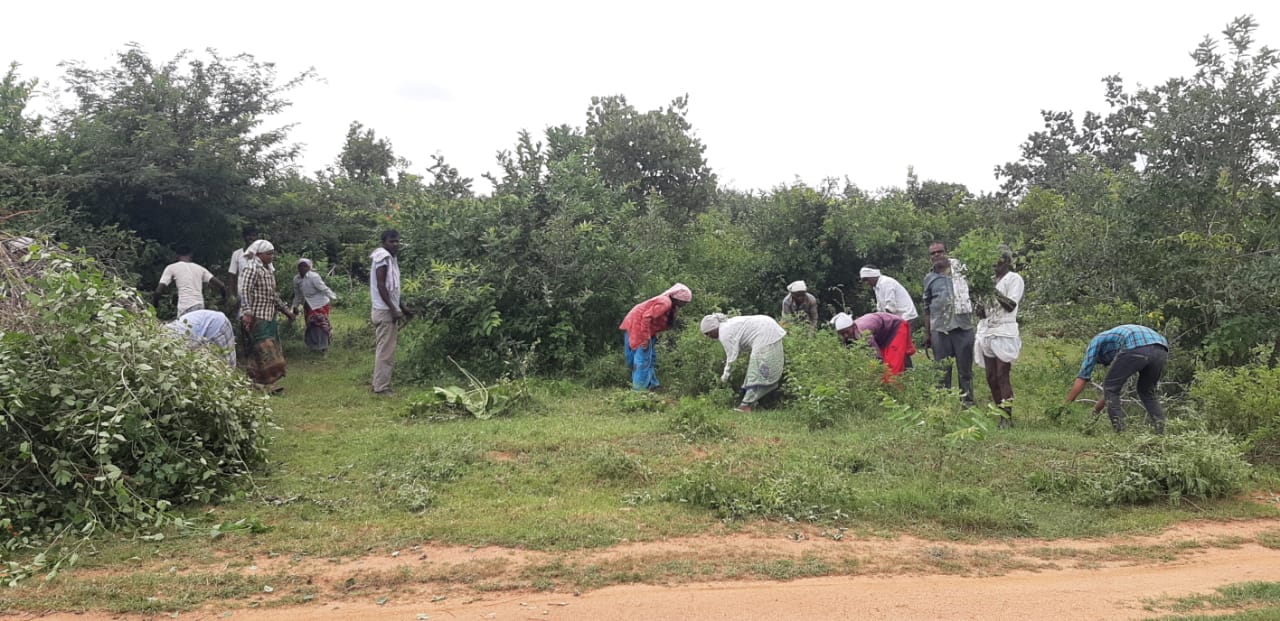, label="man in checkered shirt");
[1065,324,1170,433]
